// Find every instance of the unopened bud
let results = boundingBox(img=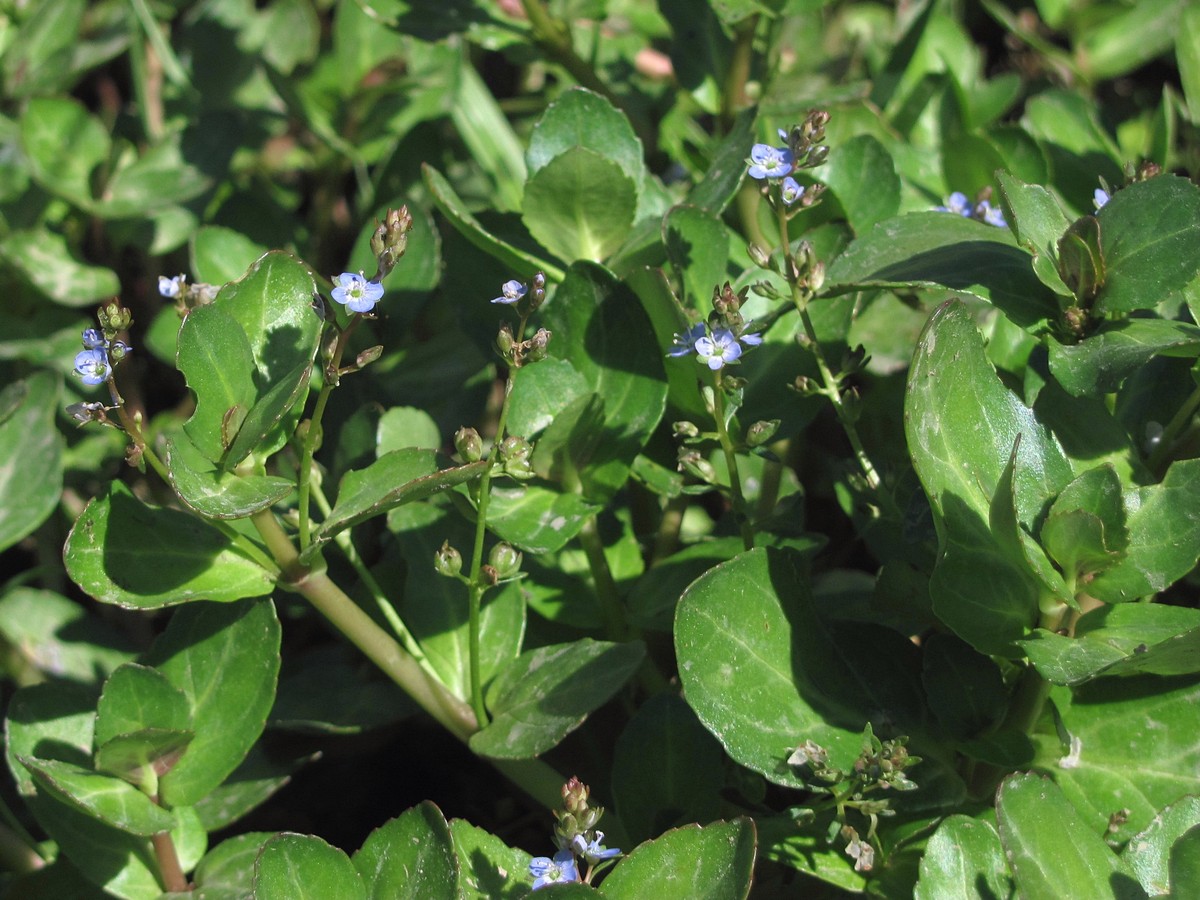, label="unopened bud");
[672,420,700,440]
[488,542,522,578]
[372,206,414,278]
[842,386,862,423]
[496,323,515,356]
[455,426,483,462]
[747,243,770,268]
[746,419,780,448]
[480,564,500,586]
[526,327,552,363]
[99,302,132,333]
[809,260,825,293]
[750,280,781,300]
[356,345,383,368]
[434,540,463,577]
[678,450,717,483]
[530,271,547,309]
[500,435,535,479]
